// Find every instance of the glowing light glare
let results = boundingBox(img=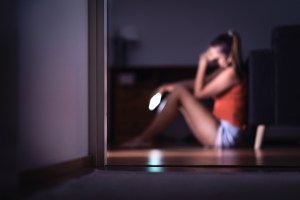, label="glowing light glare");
[147,150,162,165]
[147,167,164,173]
[157,99,167,113]
[147,150,164,173]
[148,93,162,111]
